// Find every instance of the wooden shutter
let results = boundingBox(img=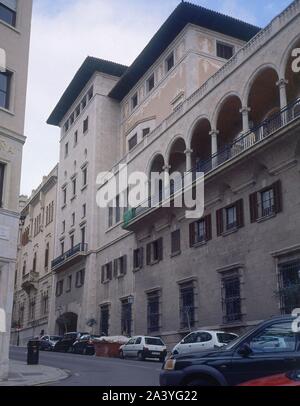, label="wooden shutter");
[189,222,195,247]
[146,243,151,265]
[236,199,244,228]
[249,192,258,223]
[139,247,144,268]
[113,259,118,278]
[171,230,181,253]
[205,214,212,241]
[158,238,163,261]
[123,256,127,275]
[108,262,113,280]
[216,208,224,236]
[101,266,105,283]
[273,180,282,214]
